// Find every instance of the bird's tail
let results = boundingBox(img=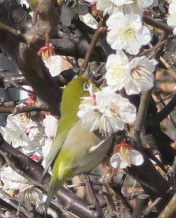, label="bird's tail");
[45,177,65,211]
